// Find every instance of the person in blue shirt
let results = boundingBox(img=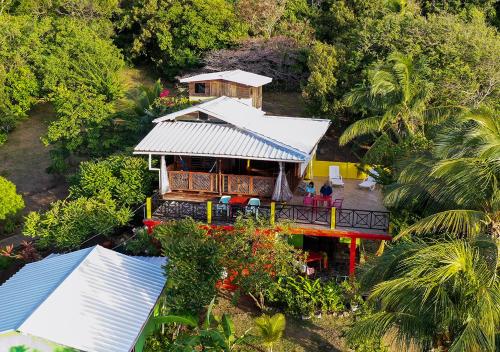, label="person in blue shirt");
[320,181,333,197]
[305,181,315,196]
